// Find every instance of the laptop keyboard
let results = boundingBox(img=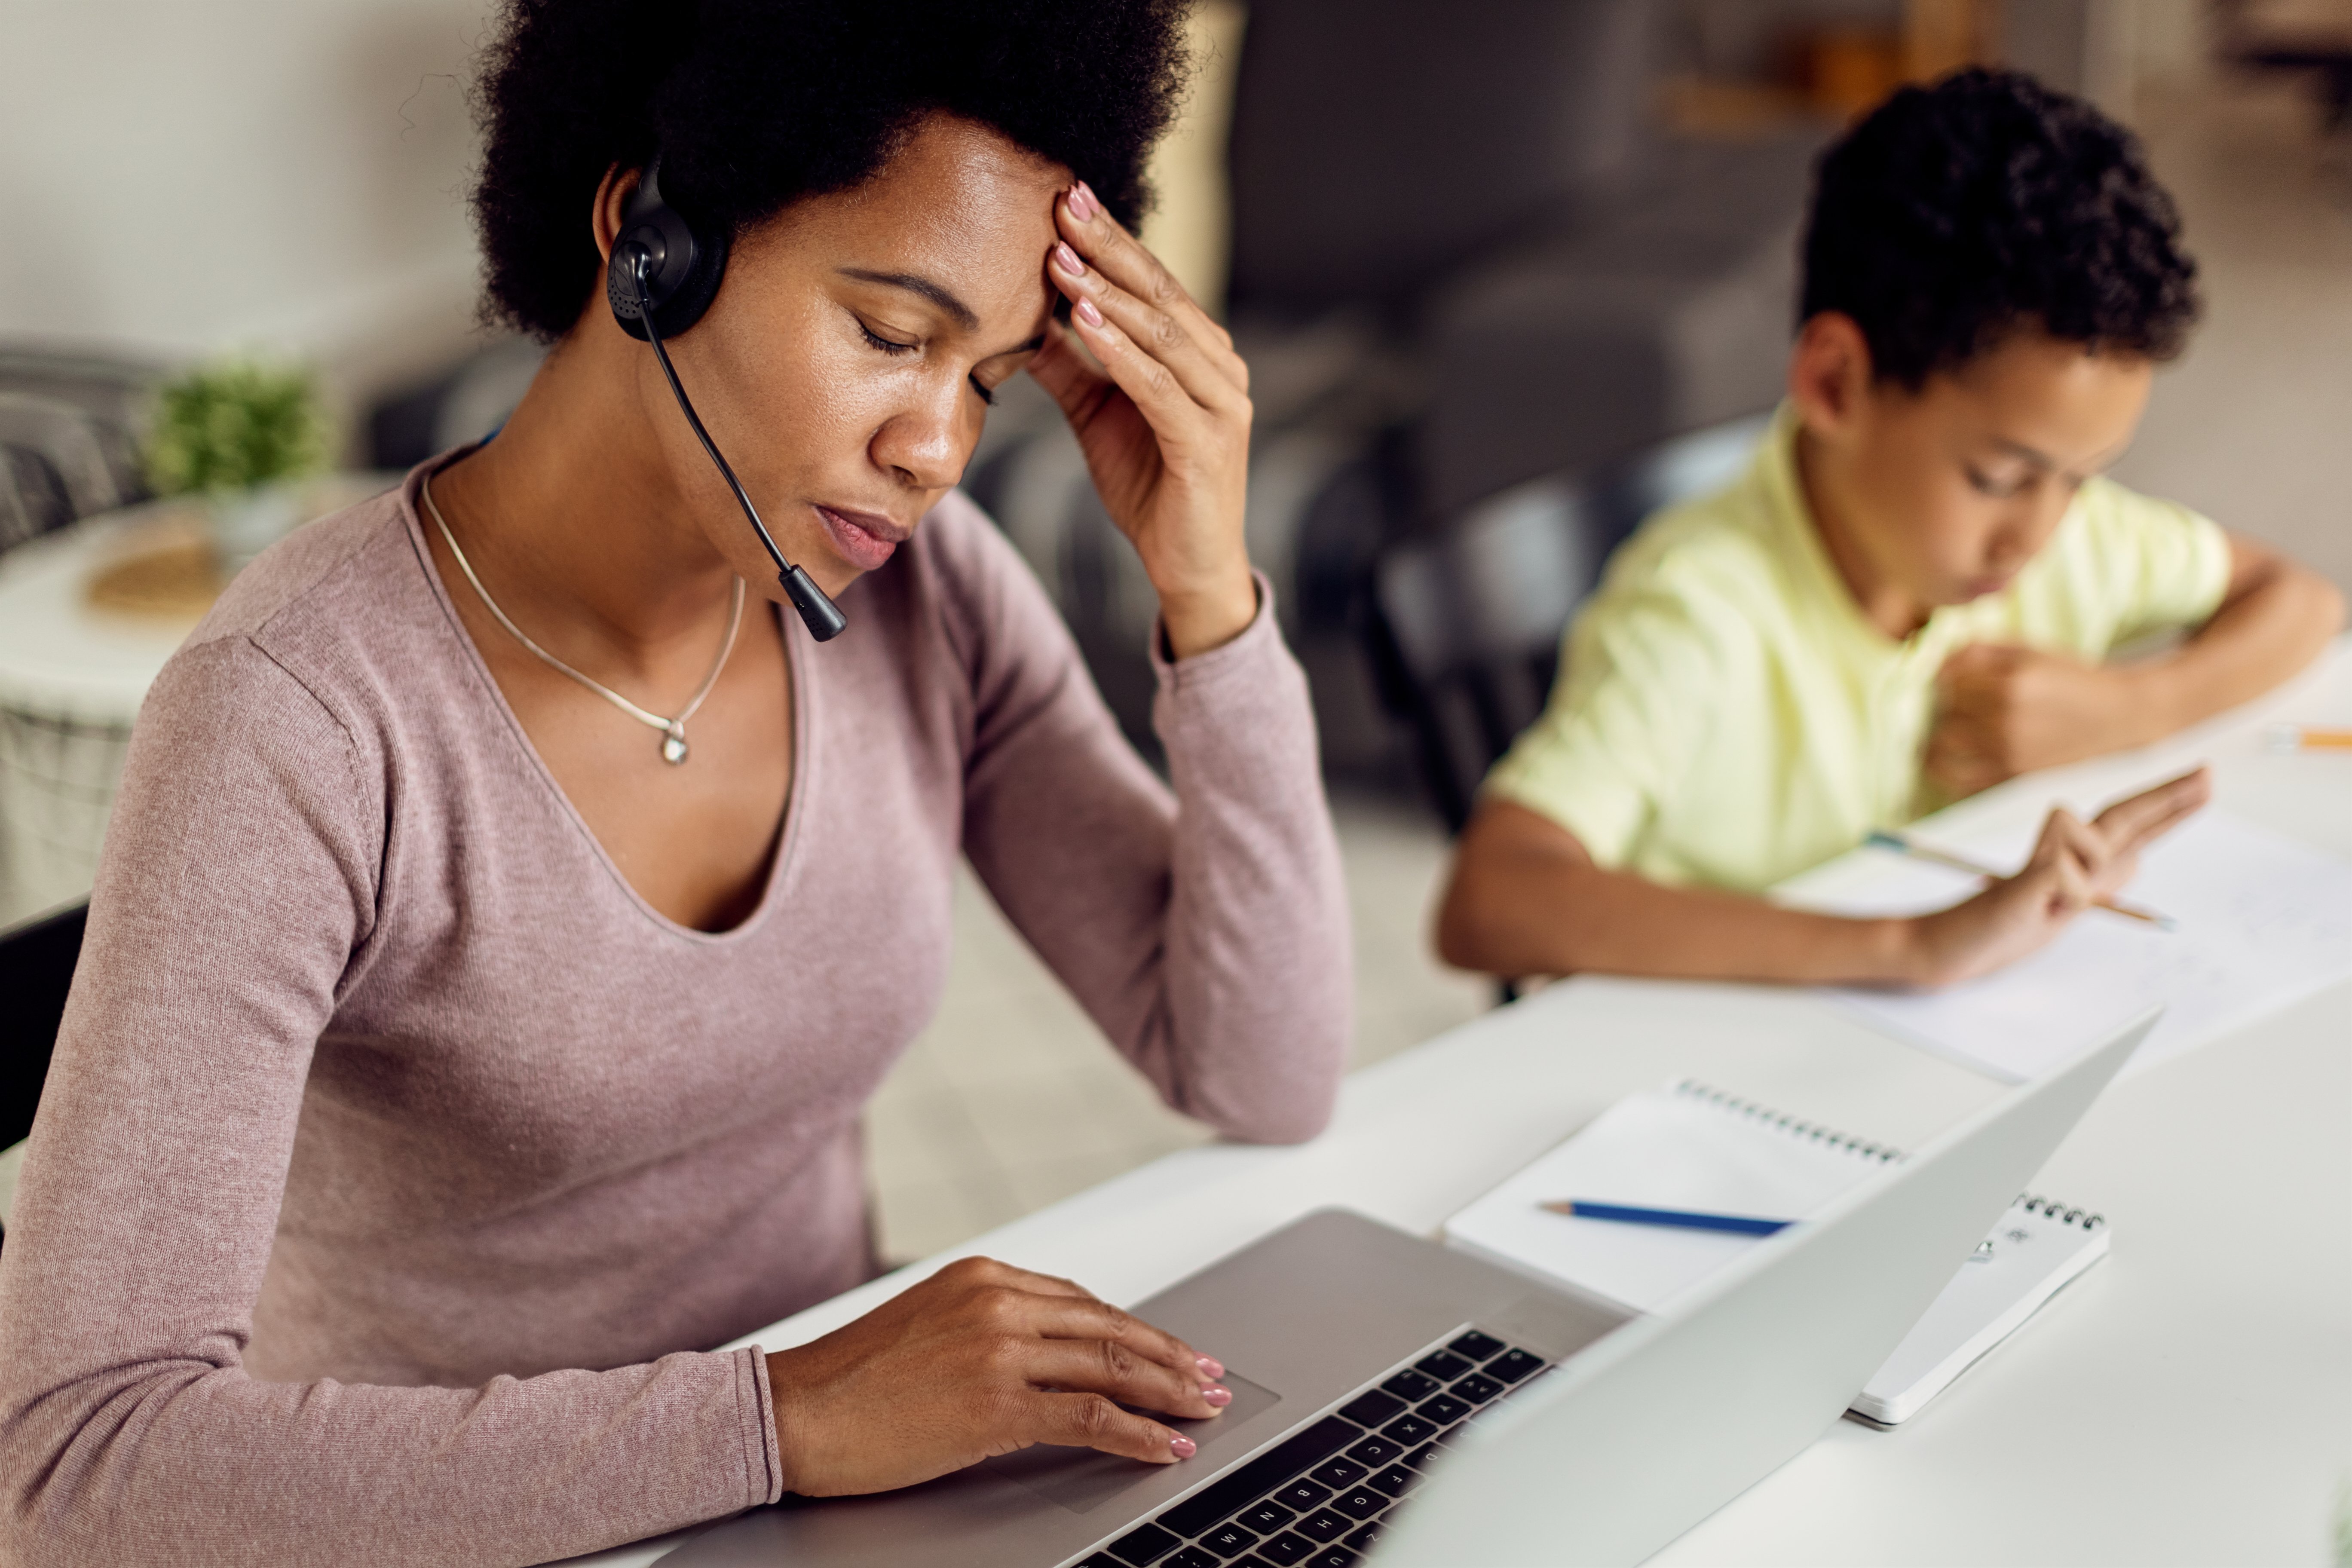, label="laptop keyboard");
[1073,1329,1552,1568]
